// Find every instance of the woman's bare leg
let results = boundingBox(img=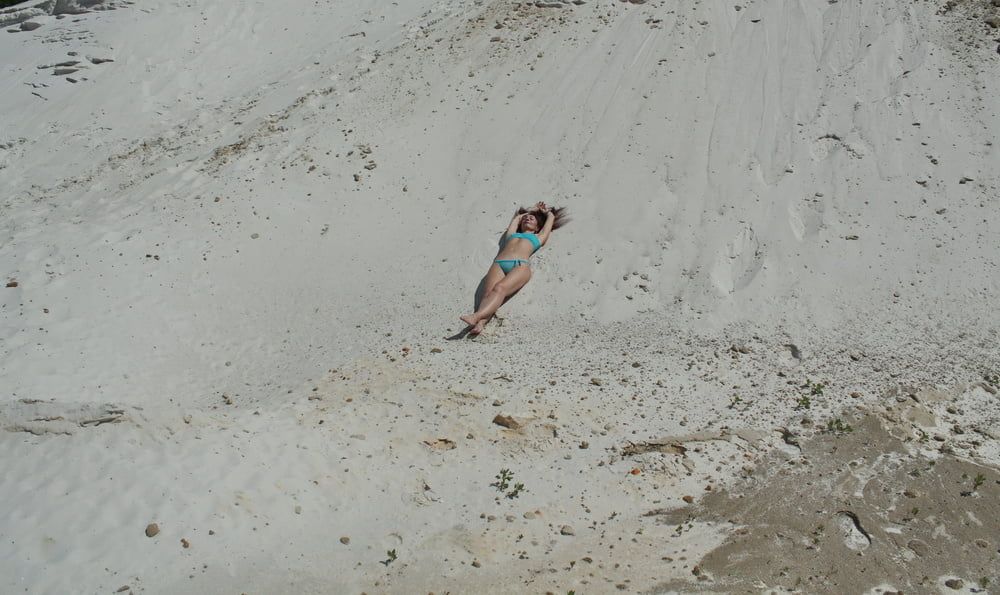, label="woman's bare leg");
[461,264,505,333]
[461,266,531,334]
[473,264,506,333]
